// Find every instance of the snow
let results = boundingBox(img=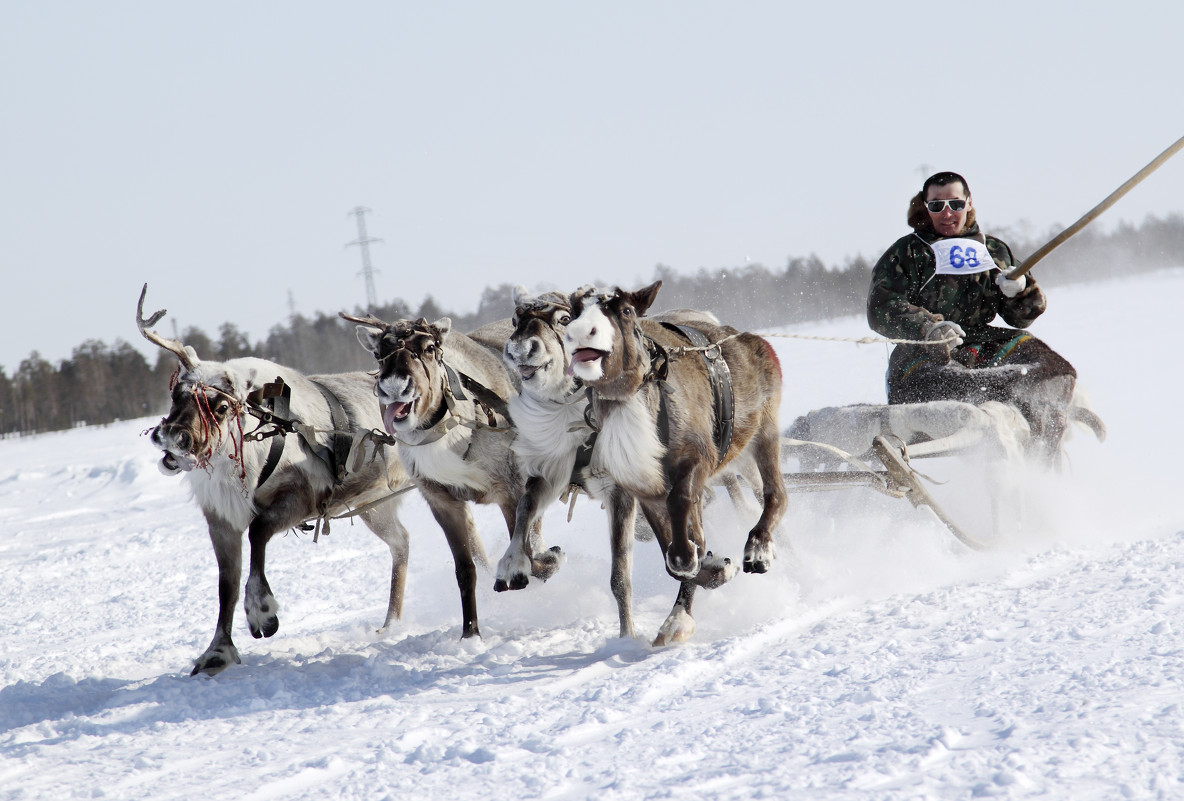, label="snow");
[2,271,1182,800]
